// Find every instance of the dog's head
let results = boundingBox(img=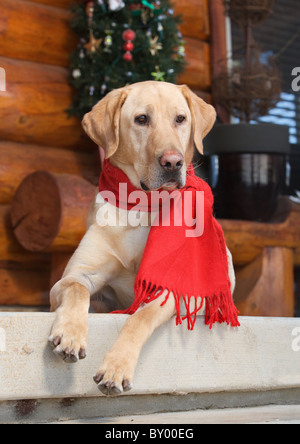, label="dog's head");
[82,81,216,191]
